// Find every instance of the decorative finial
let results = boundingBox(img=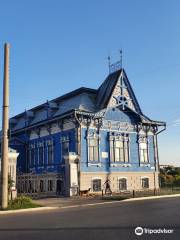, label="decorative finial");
[108,55,111,73]
[119,49,123,69]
